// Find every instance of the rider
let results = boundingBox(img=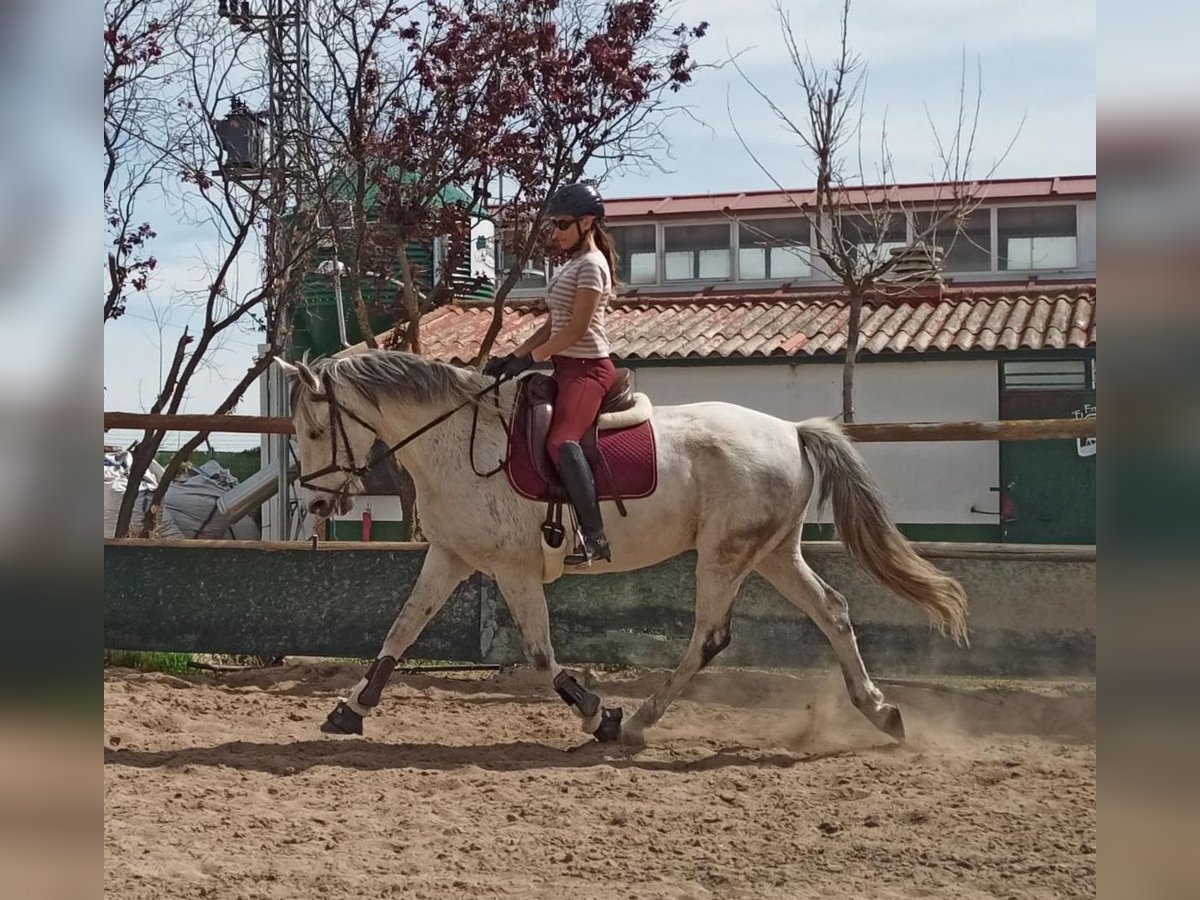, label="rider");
[485,182,618,565]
